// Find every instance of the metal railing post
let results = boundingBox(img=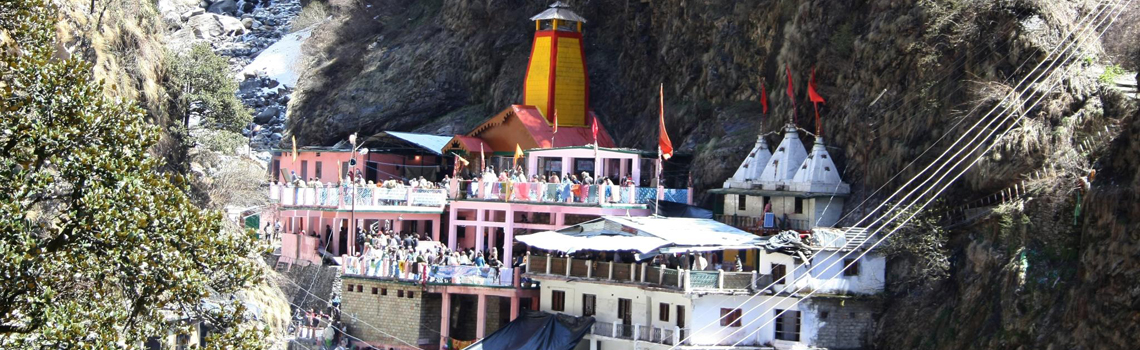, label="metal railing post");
[545,255,551,274]
[586,260,593,278]
[717,269,724,289]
